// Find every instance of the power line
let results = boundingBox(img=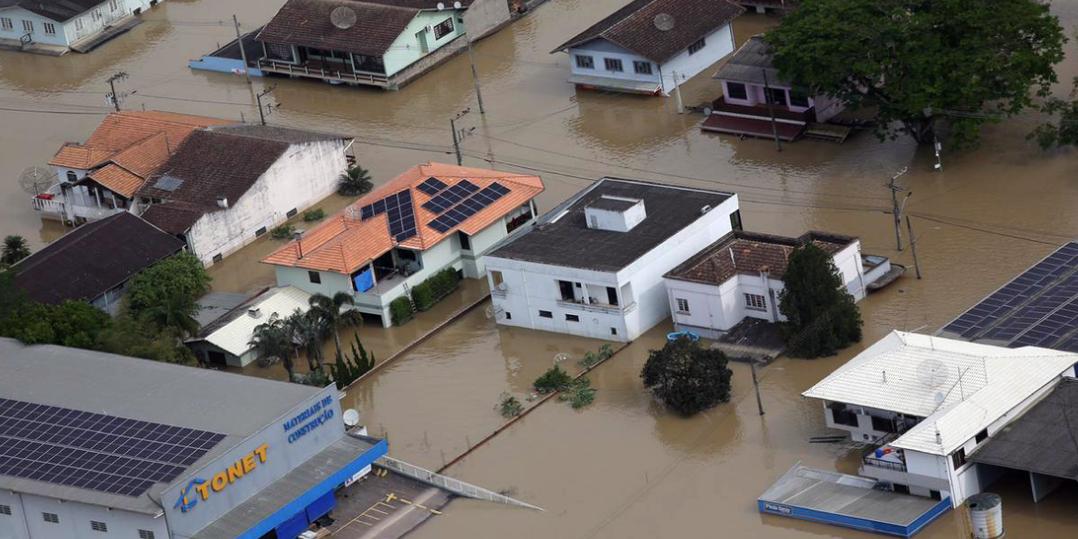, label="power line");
[0,106,106,116]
